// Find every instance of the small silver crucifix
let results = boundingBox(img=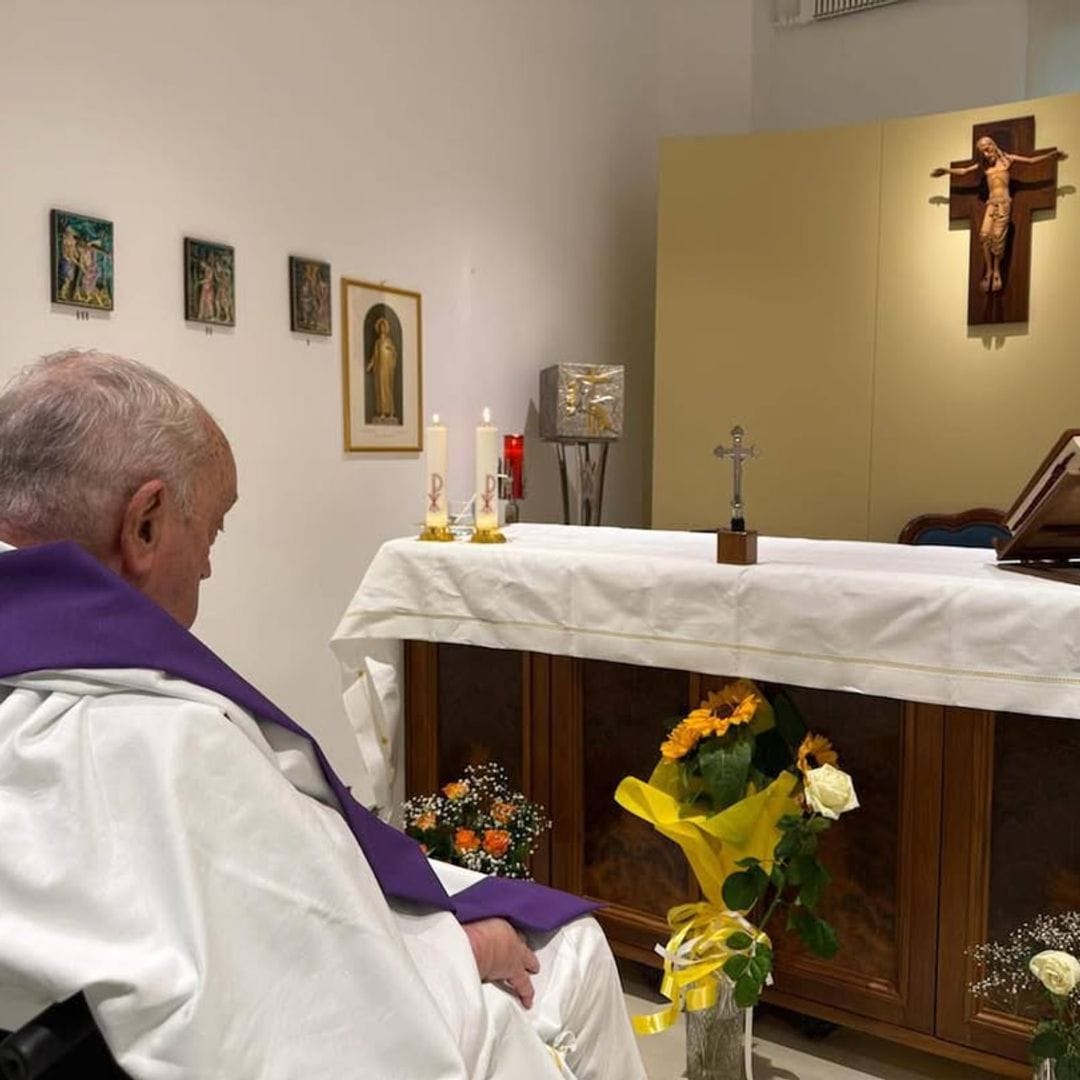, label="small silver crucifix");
[713,425,759,532]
